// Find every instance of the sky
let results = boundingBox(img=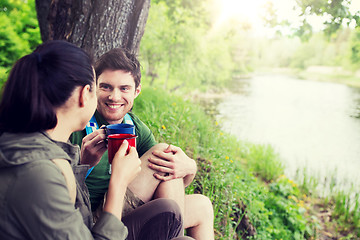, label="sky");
[211,0,360,37]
